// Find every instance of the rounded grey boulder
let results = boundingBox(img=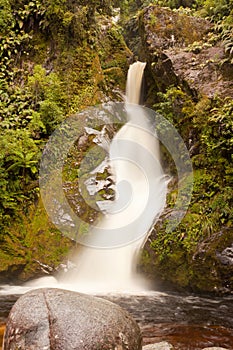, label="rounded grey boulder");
[3,288,142,350]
